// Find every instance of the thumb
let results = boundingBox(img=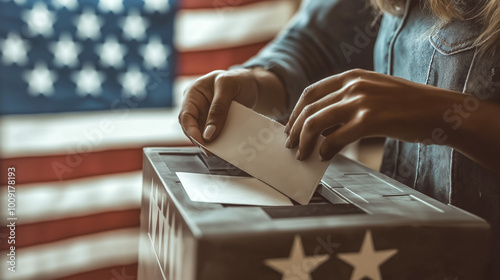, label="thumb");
[202,76,238,142]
